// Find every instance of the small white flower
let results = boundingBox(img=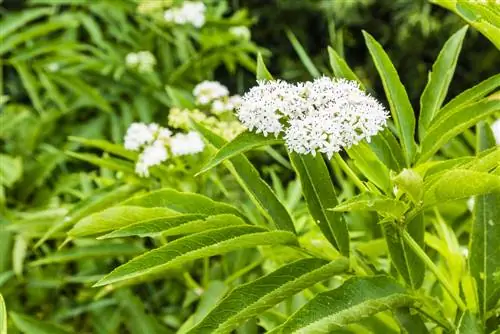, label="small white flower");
[135,140,169,177]
[126,51,156,73]
[491,118,500,145]
[124,122,156,151]
[46,62,60,72]
[193,81,229,105]
[170,131,205,156]
[164,1,206,28]
[211,99,227,114]
[229,26,251,40]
